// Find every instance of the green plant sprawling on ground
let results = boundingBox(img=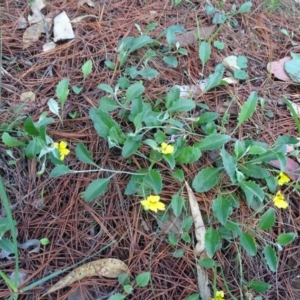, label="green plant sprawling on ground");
[1,1,299,299]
